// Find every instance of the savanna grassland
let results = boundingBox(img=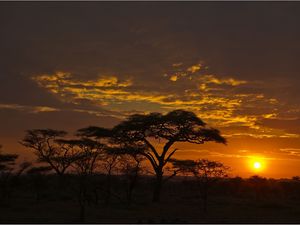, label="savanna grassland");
[2,174,300,223]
